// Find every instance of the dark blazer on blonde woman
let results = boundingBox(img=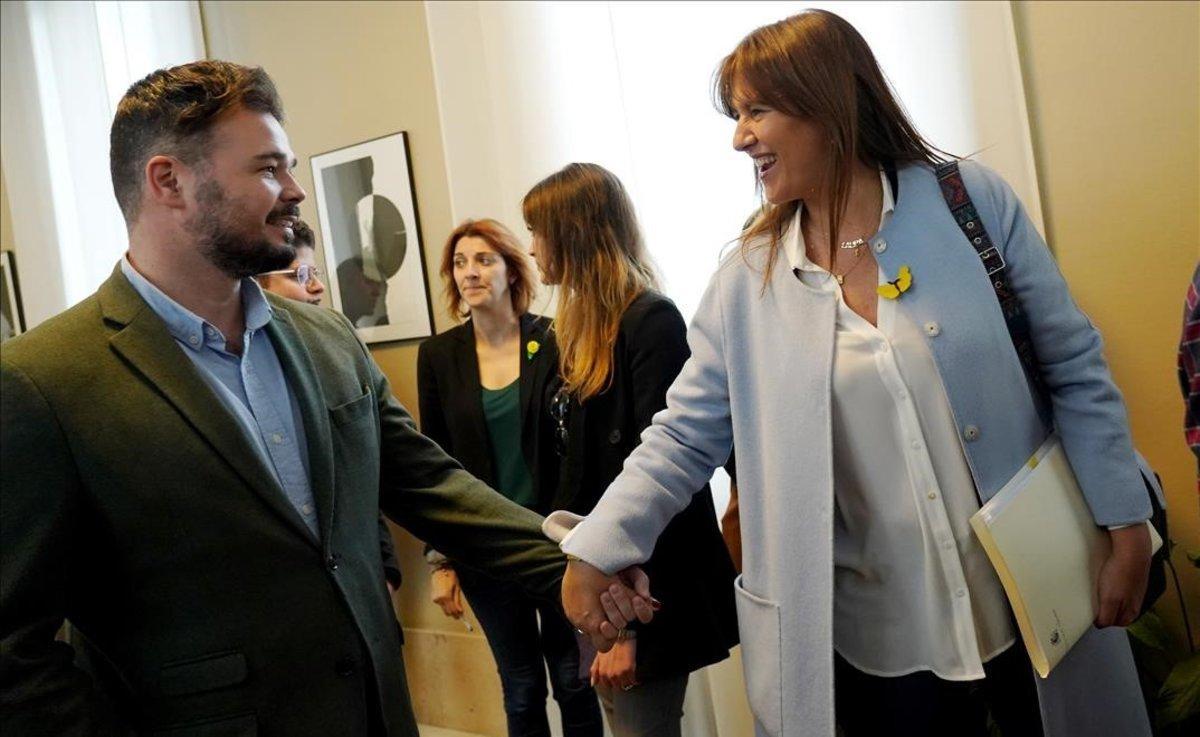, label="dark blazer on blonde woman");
[555,290,739,681]
[417,313,560,513]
